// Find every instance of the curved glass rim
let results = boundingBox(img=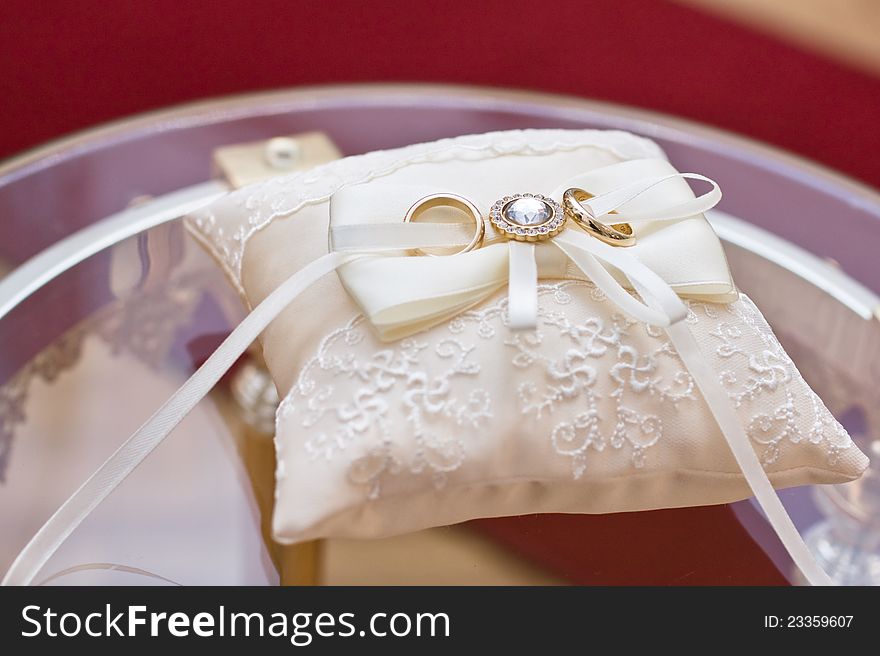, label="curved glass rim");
[3,83,880,206]
[0,83,878,324]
